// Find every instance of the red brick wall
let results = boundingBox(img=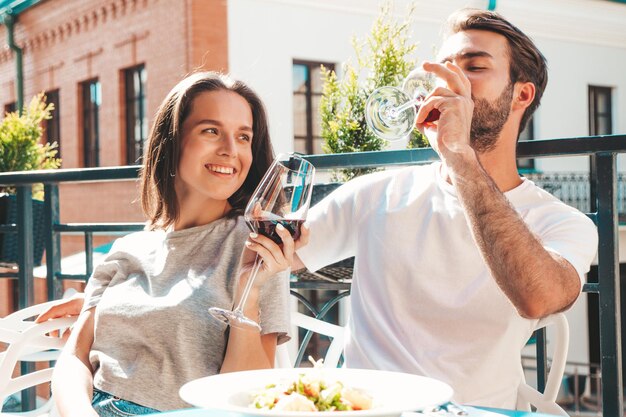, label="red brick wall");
[0,0,229,309]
